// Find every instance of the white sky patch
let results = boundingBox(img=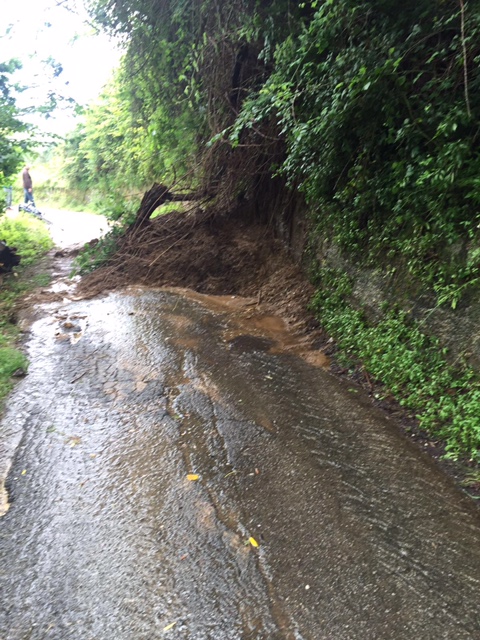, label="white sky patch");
[0,0,122,136]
